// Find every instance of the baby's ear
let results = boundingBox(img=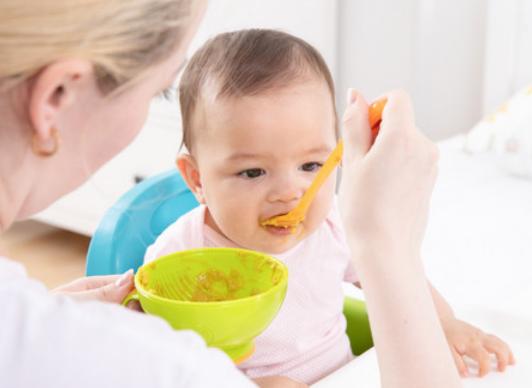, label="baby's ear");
[176,154,206,204]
